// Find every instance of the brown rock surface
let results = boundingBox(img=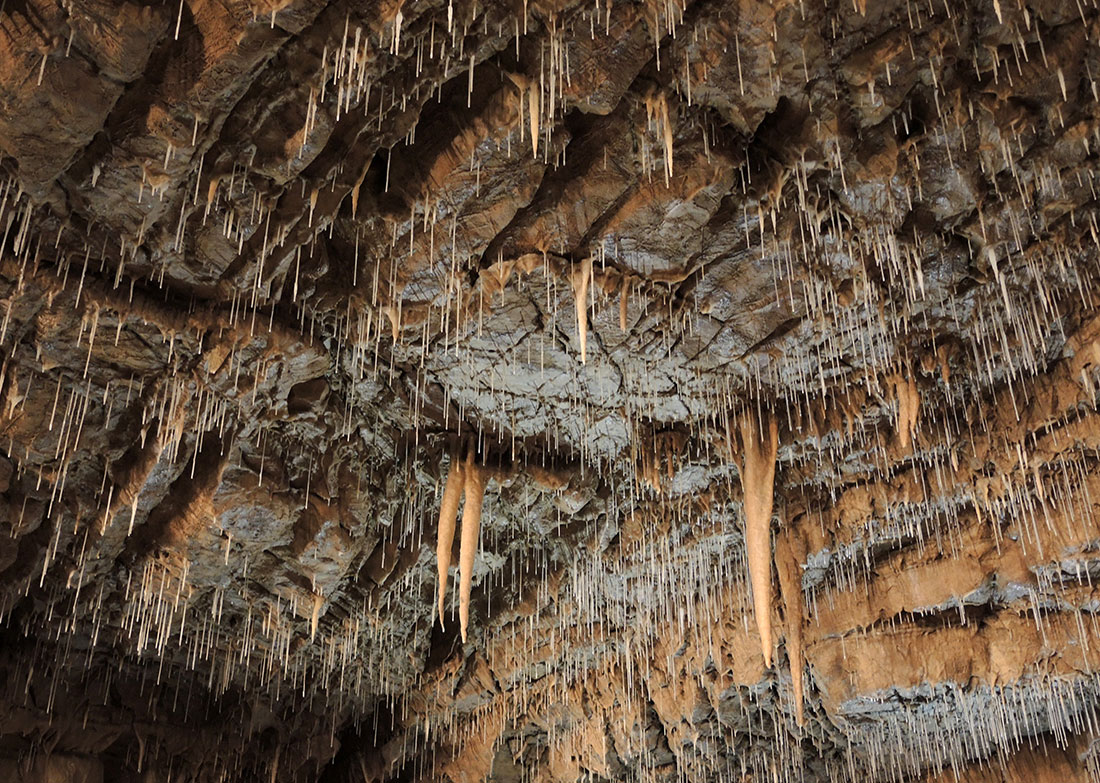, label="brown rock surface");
[0,0,1100,781]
